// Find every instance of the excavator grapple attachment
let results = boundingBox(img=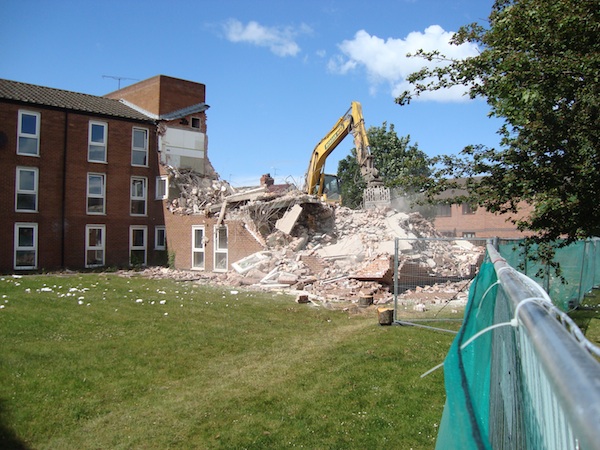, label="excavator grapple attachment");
[363,185,391,209]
